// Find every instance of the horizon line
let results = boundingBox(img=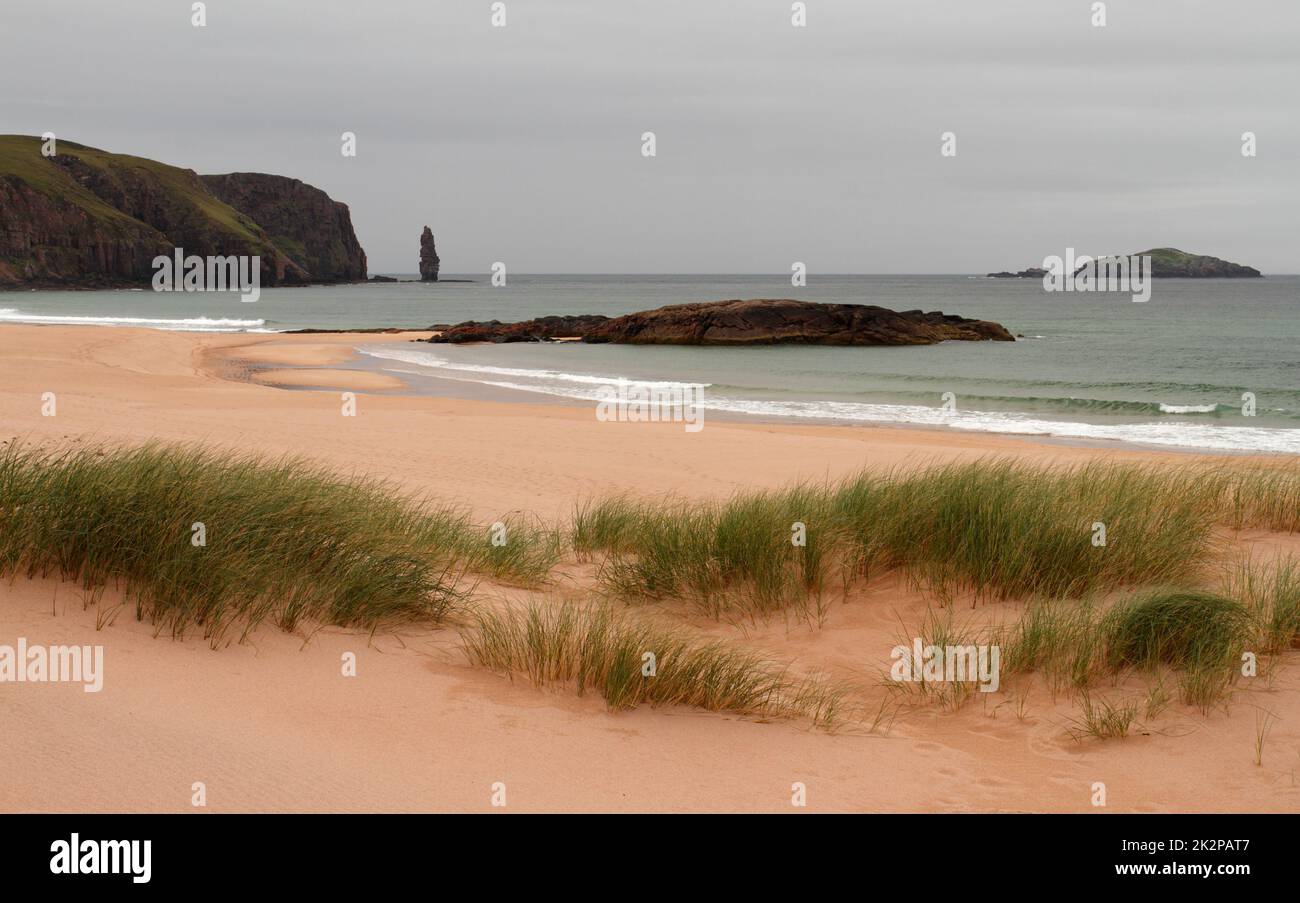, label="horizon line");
[366,271,1298,278]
